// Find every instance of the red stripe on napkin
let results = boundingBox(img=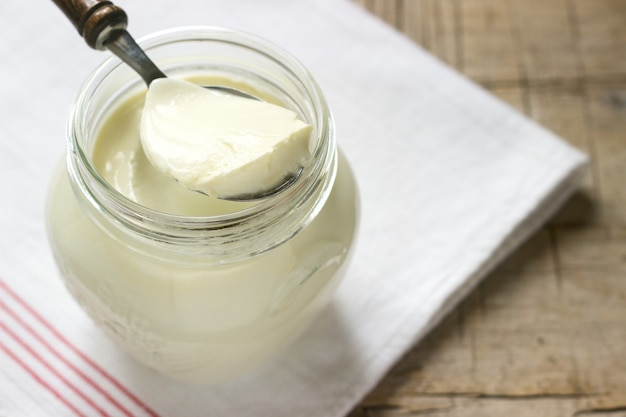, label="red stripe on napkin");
[0,319,110,416]
[0,280,161,417]
[0,340,87,417]
[1,298,136,417]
